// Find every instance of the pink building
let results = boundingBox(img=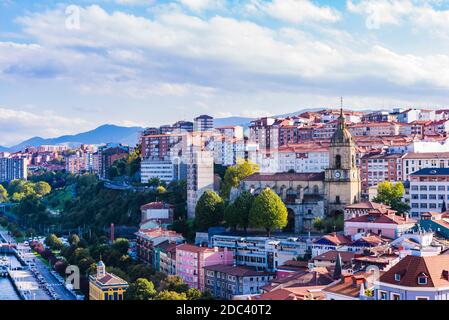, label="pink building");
[344,204,416,239]
[176,244,233,291]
